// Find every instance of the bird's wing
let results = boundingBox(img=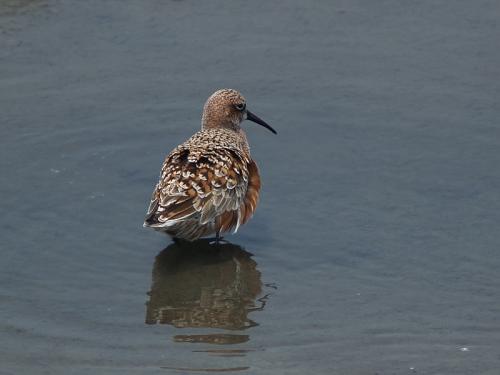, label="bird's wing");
[144,145,251,230]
